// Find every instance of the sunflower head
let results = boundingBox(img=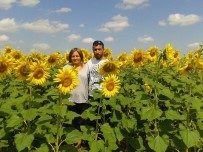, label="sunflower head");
[103,48,112,58]
[10,49,24,61]
[15,60,31,80]
[27,62,50,85]
[29,51,45,62]
[179,62,193,75]
[98,60,120,76]
[46,52,62,67]
[4,46,13,54]
[101,74,120,97]
[130,49,145,68]
[64,51,70,63]
[147,46,159,62]
[0,55,13,79]
[54,68,79,94]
